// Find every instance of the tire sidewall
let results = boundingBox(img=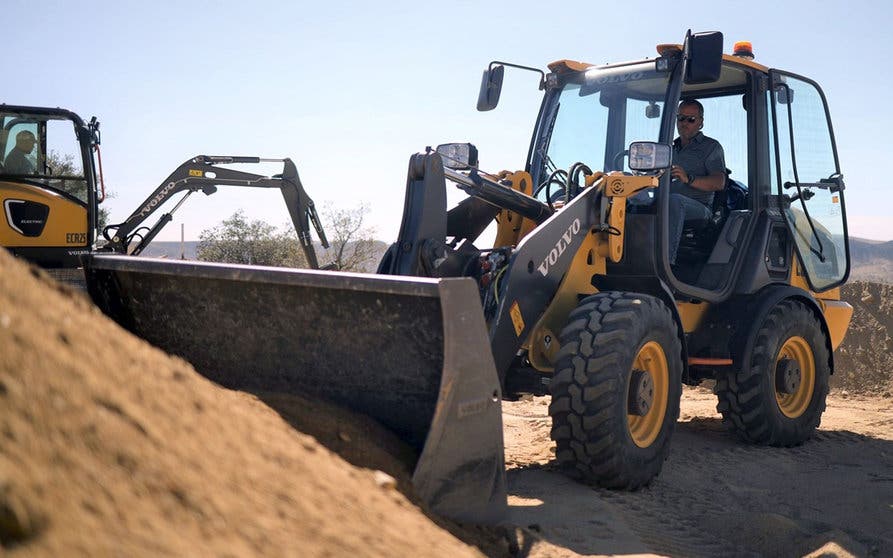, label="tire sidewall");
[616,316,683,463]
[752,302,830,440]
[549,292,683,488]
